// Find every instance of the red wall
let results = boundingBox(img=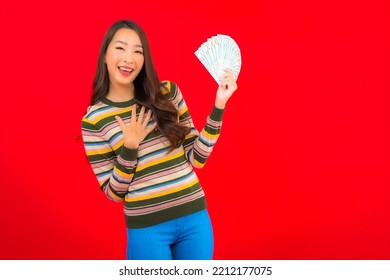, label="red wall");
[0,0,389,259]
